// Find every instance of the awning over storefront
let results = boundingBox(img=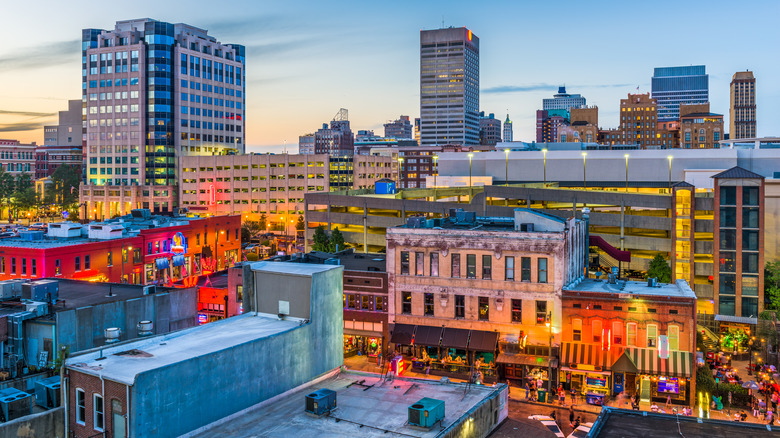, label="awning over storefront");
[624,348,694,378]
[172,254,186,267]
[441,327,470,350]
[413,325,443,347]
[714,314,757,325]
[468,330,499,352]
[497,353,550,367]
[155,257,170,270]
[390,324,415,345]
[560,342,625,371]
